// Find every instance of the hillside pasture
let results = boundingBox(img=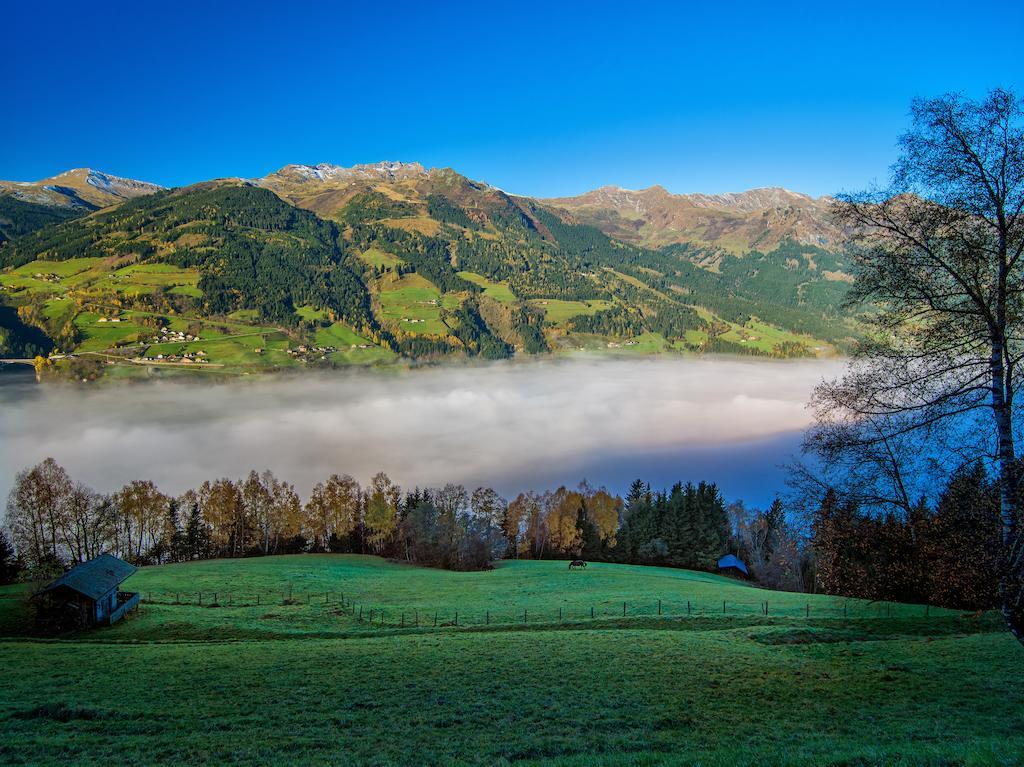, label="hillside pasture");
[314,322,396,364]
[456,271,517,303]
[11,257,105,278]
[530,298,615,325]
[73,311,149,352]
[109,555,961,630]
[358,246,405,270]
[375,273,452,335]
[97,263,201,296]
[0,555,1020,766]
[718,319,821,356]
